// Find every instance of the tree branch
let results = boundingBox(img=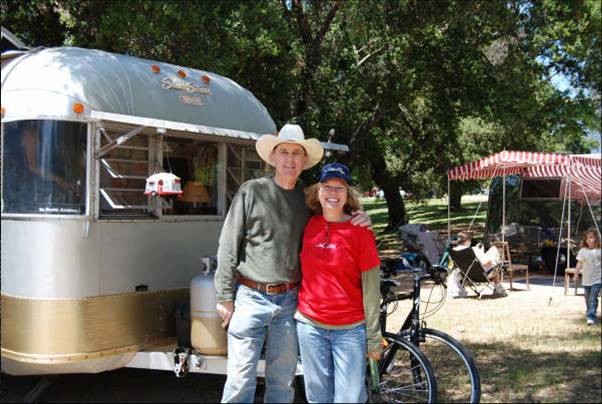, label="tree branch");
[314,0,344,48]
[292,0,312,45]
[357,46,386,67]
[349,103,386,151]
